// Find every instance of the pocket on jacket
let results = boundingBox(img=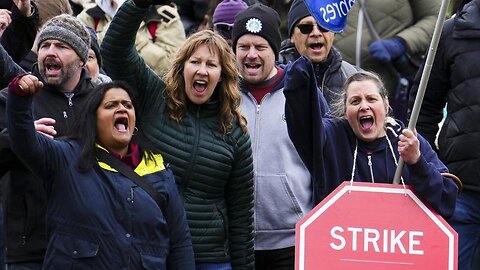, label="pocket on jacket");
[216,204,229,255]
[255,174,303,231]
[141,253,167,270]
[50,233,99,269]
